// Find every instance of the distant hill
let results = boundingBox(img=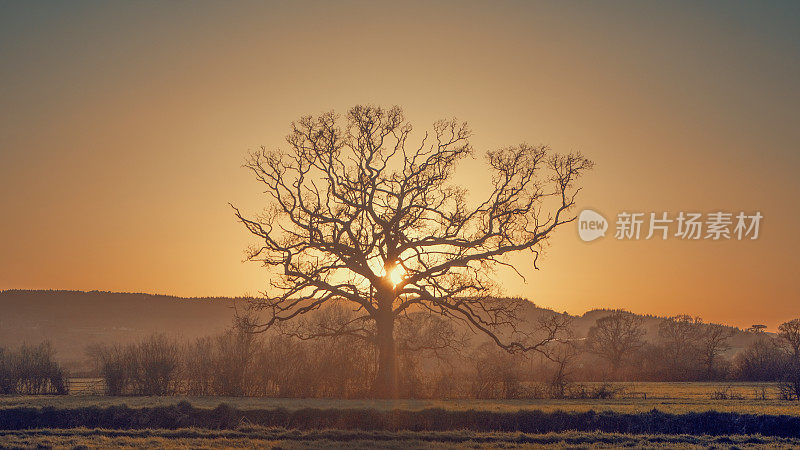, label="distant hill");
[0,290,241,370]
[0,289,761,371]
